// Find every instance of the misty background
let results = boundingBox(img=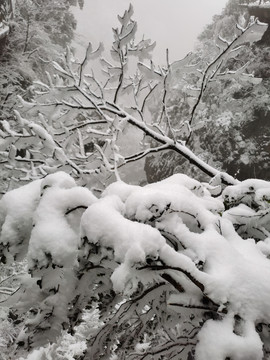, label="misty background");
[72,0,228,64]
